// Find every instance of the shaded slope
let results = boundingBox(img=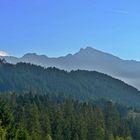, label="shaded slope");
[0,62,140,107]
